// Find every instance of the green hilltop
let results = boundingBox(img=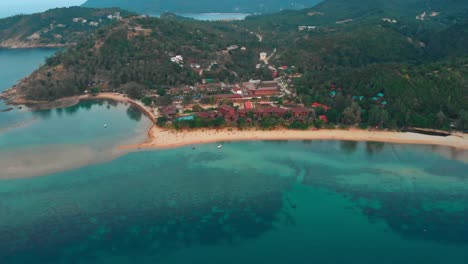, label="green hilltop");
[1,0,468,131]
